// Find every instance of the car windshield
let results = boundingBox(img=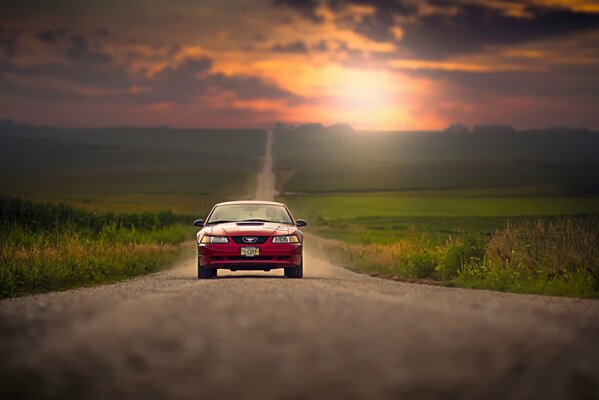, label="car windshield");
[207,204,293,225]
